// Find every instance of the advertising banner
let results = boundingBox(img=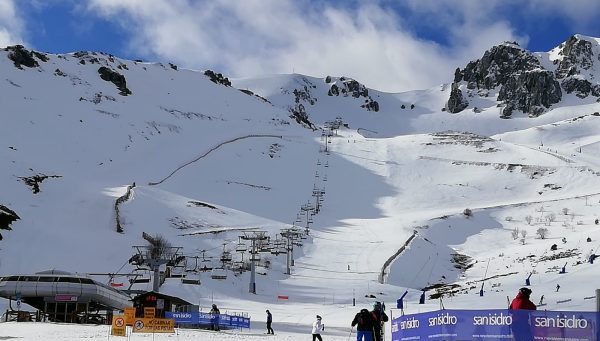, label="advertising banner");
[165,312,250,328]
[391,309,600,341]
[132,318,175,333]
